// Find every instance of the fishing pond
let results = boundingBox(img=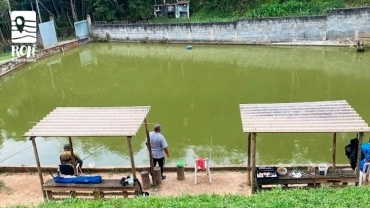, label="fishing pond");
[0,43,370,167]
